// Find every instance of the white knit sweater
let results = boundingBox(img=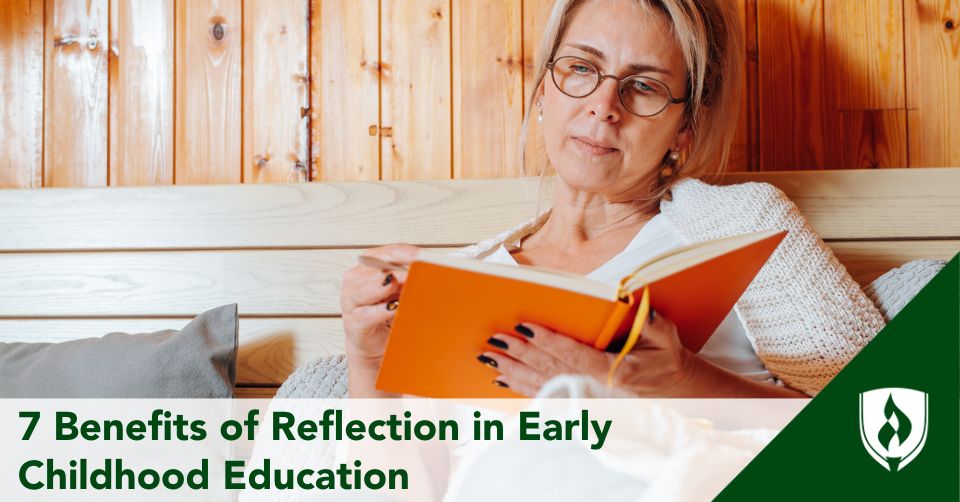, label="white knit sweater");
[449,177,887,396]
